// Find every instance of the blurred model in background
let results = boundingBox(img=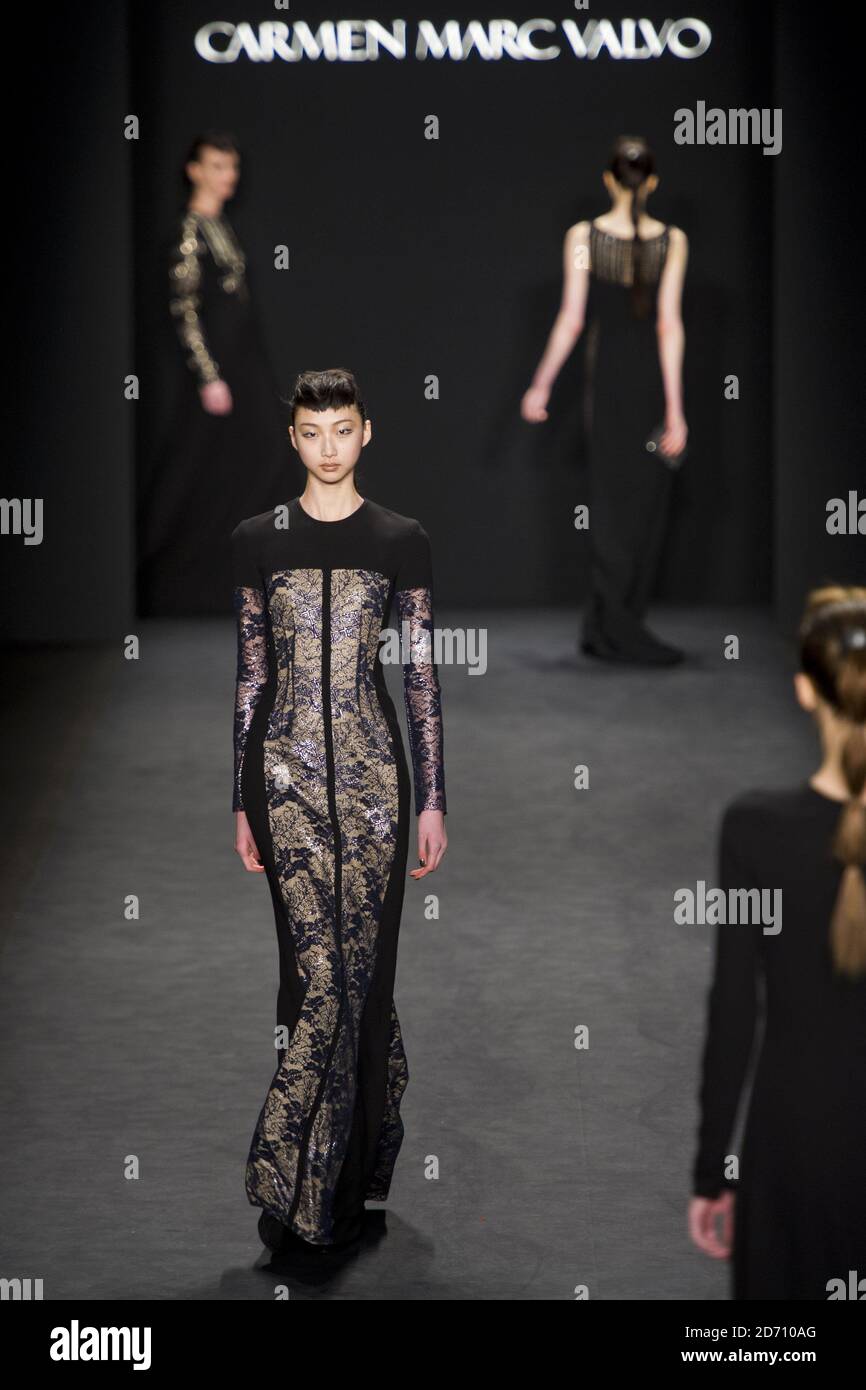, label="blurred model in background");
[137,131,286,615]
[523,136,688,665]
